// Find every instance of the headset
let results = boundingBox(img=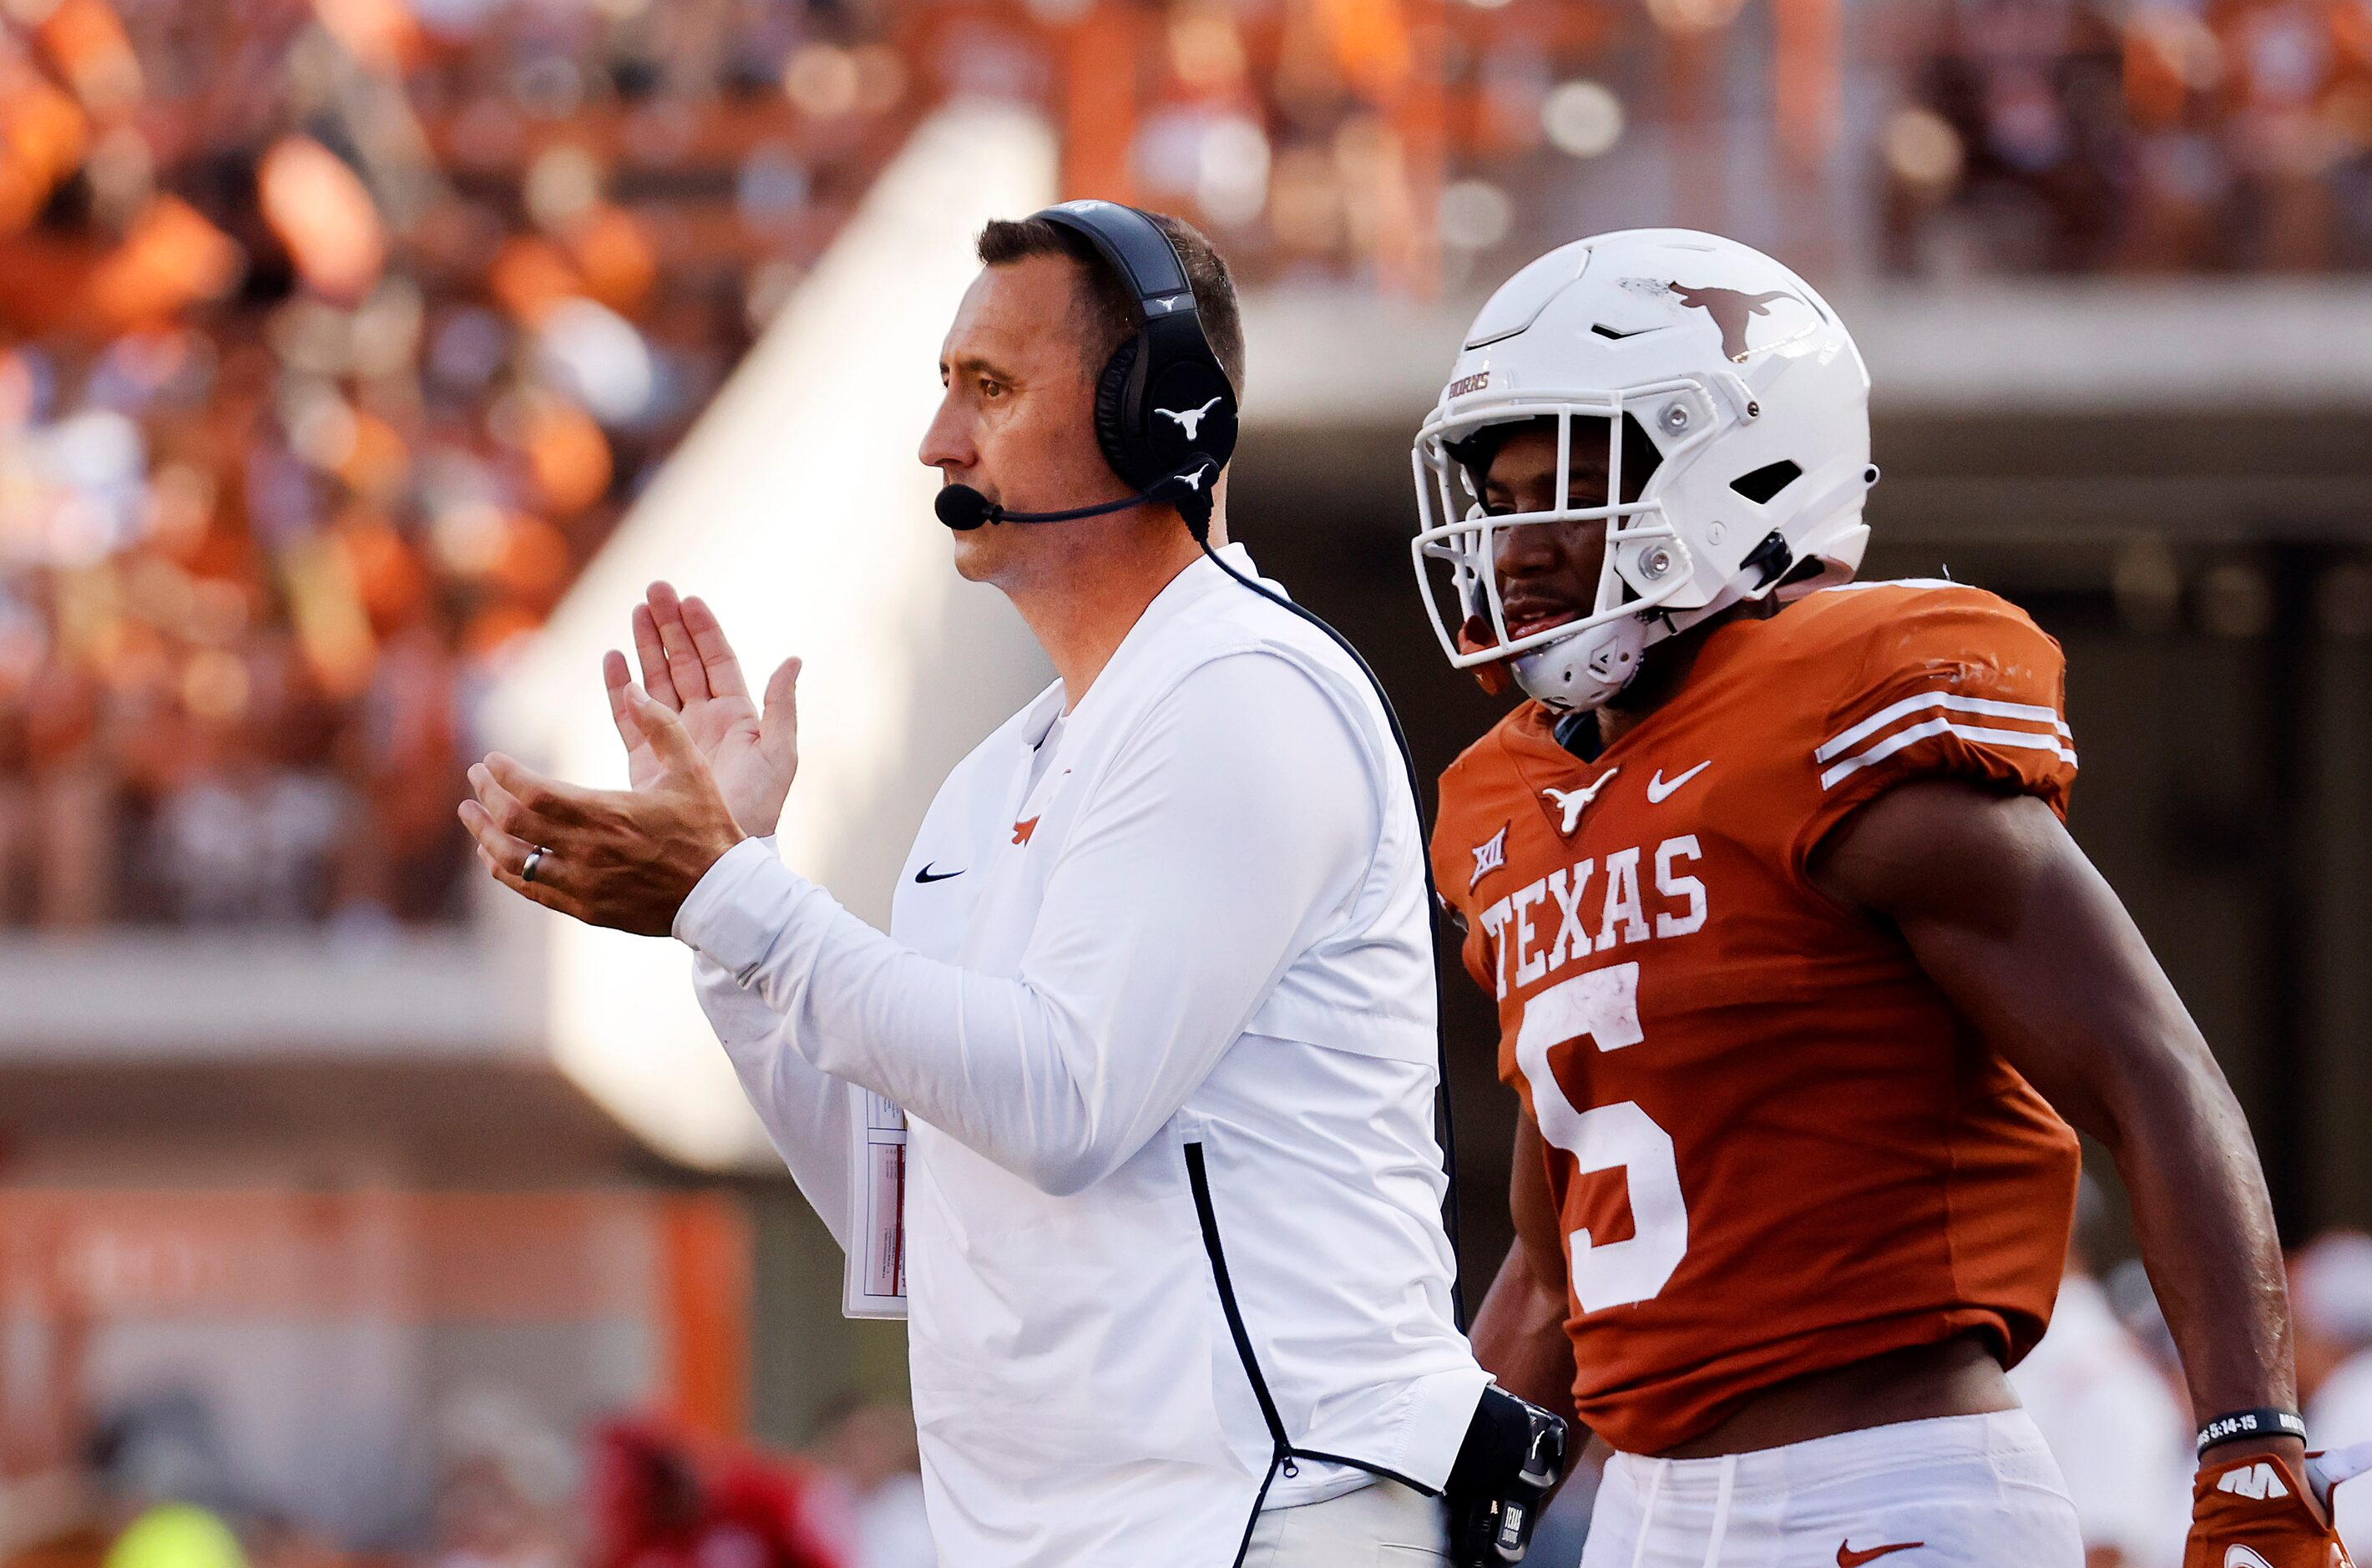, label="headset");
[938,199,1465,1326]
[933,199,1241,542]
